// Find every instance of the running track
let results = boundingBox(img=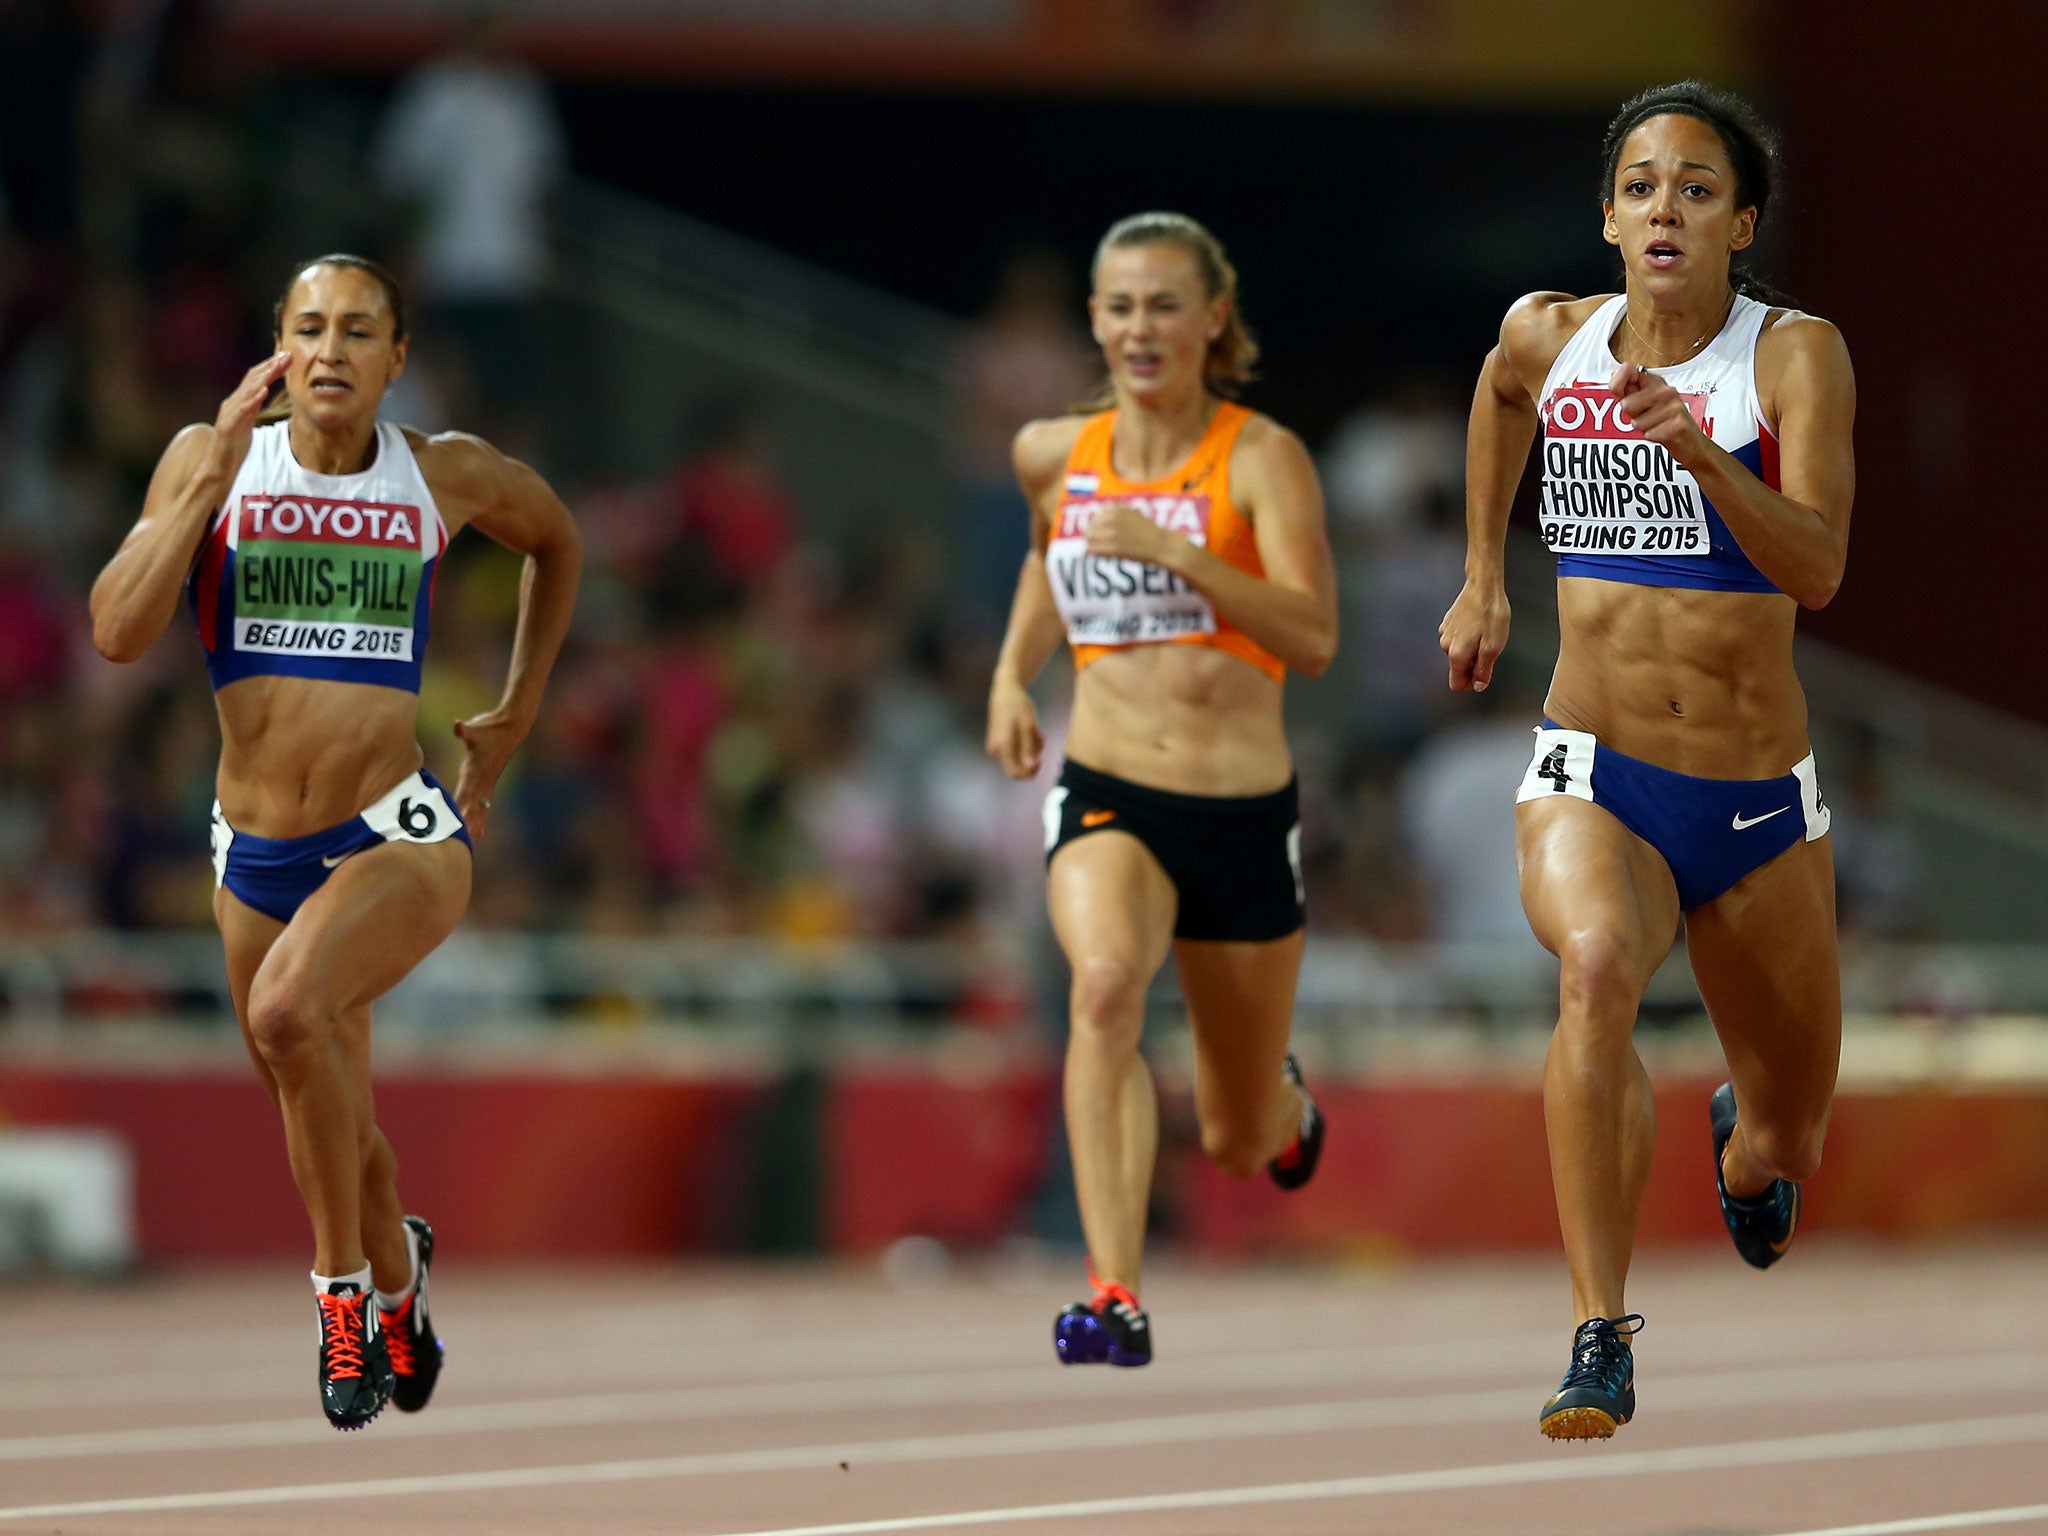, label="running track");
[5,1245,2048,1534]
